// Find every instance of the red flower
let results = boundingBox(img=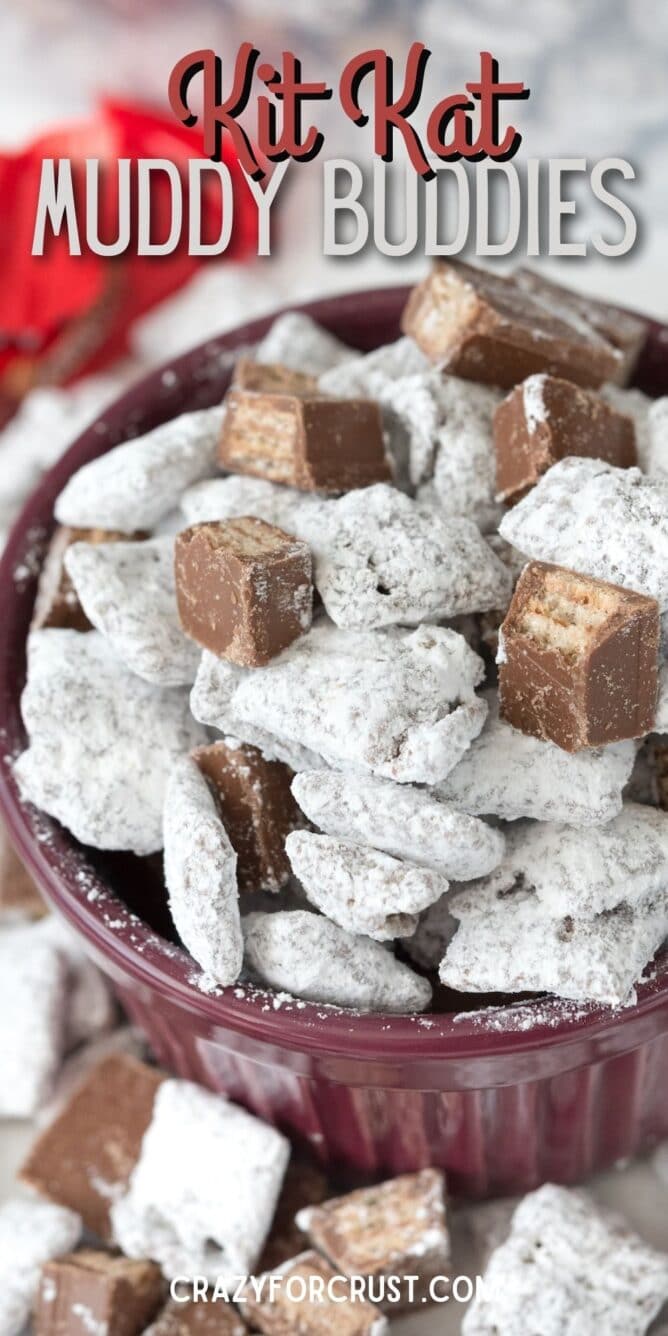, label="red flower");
[0,99,258,406]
